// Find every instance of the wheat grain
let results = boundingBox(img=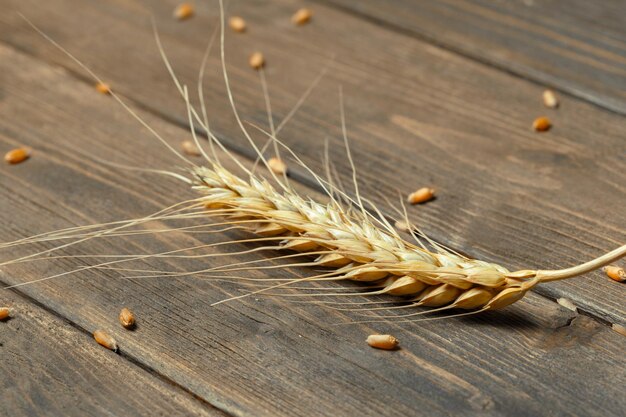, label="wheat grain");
[533,116,551,132]
[4,147,31,164]
[95,82,111,95]
[603,265,625,282]
[249,52,265,70]
[367,334,398,350]
[229,16,246,33]
[119,308,136,329]
[394,220,410,233]
[93,330,118,351]
[542,90,559,108]
[292,8,313,26]
[182,140,202,156]
[407,187,435,204]
[268,157,288,175]
[173,3,194,21]
[0,307,10,321]
[557,297,577,312]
